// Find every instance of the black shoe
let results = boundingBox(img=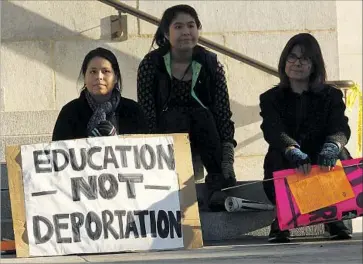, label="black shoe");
[223,176,237,188]
[268,219,291,243]
[325,221,352,240]
[208,190,228,212]
[205,173,233,212]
